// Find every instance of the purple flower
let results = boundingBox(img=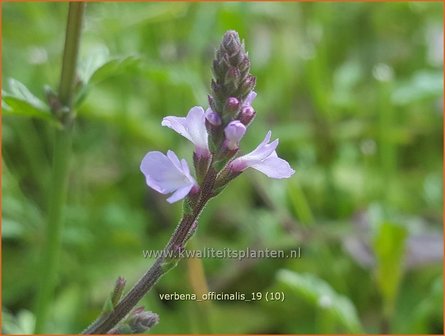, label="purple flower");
[243,91,257,107]
[229,131,294,179]
[205,108,222,126]
[224,121,246,150]
[140,150,196,203]
[162,107,209,157]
